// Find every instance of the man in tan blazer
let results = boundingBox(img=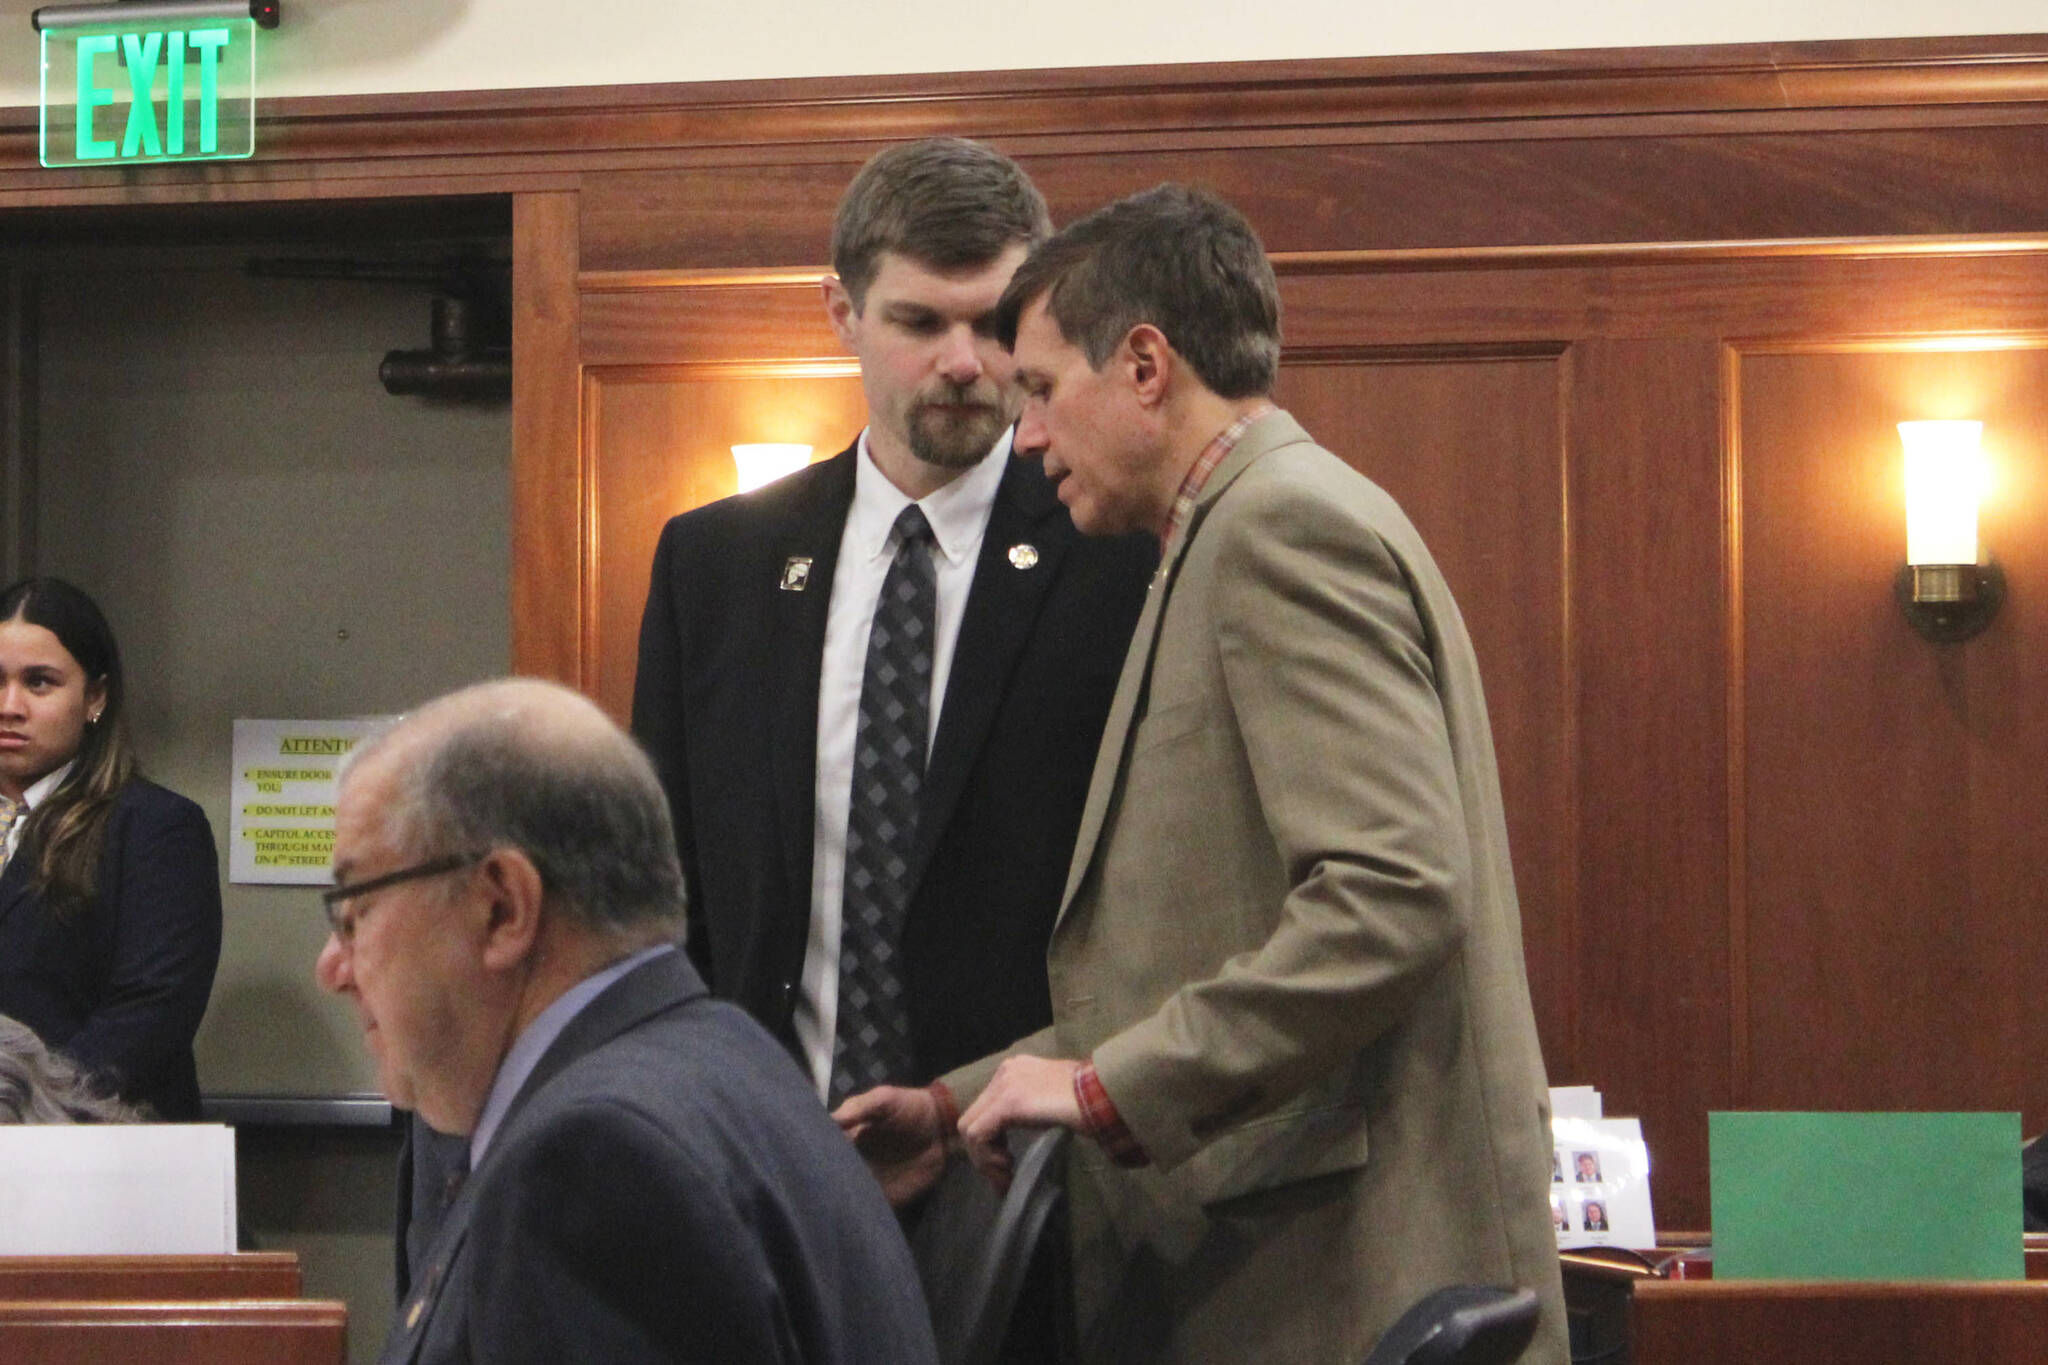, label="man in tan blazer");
[837,185,1568,1363]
